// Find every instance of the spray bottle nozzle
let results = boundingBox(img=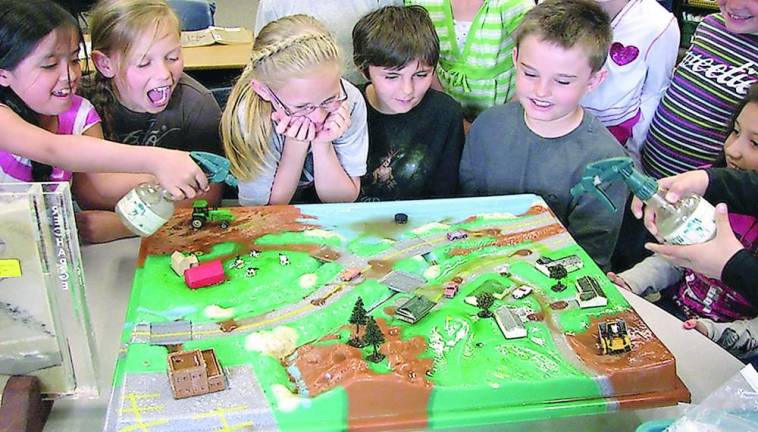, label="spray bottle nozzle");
[570,157,658,212]
[190,151,238,188]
